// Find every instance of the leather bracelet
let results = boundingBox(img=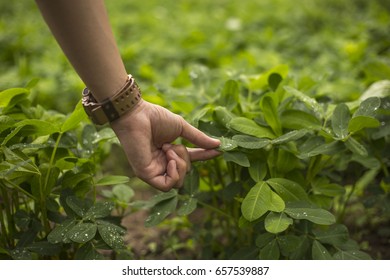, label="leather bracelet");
[81,74,142,125]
